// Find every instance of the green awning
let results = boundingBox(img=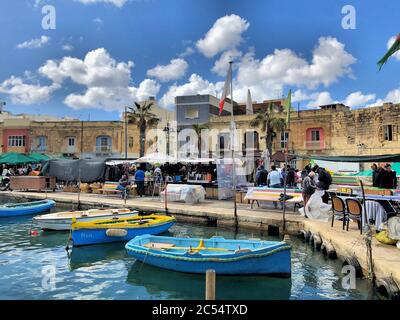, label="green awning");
[0,152,36,165]
[296,154,400,163]
[28,153,51,161]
